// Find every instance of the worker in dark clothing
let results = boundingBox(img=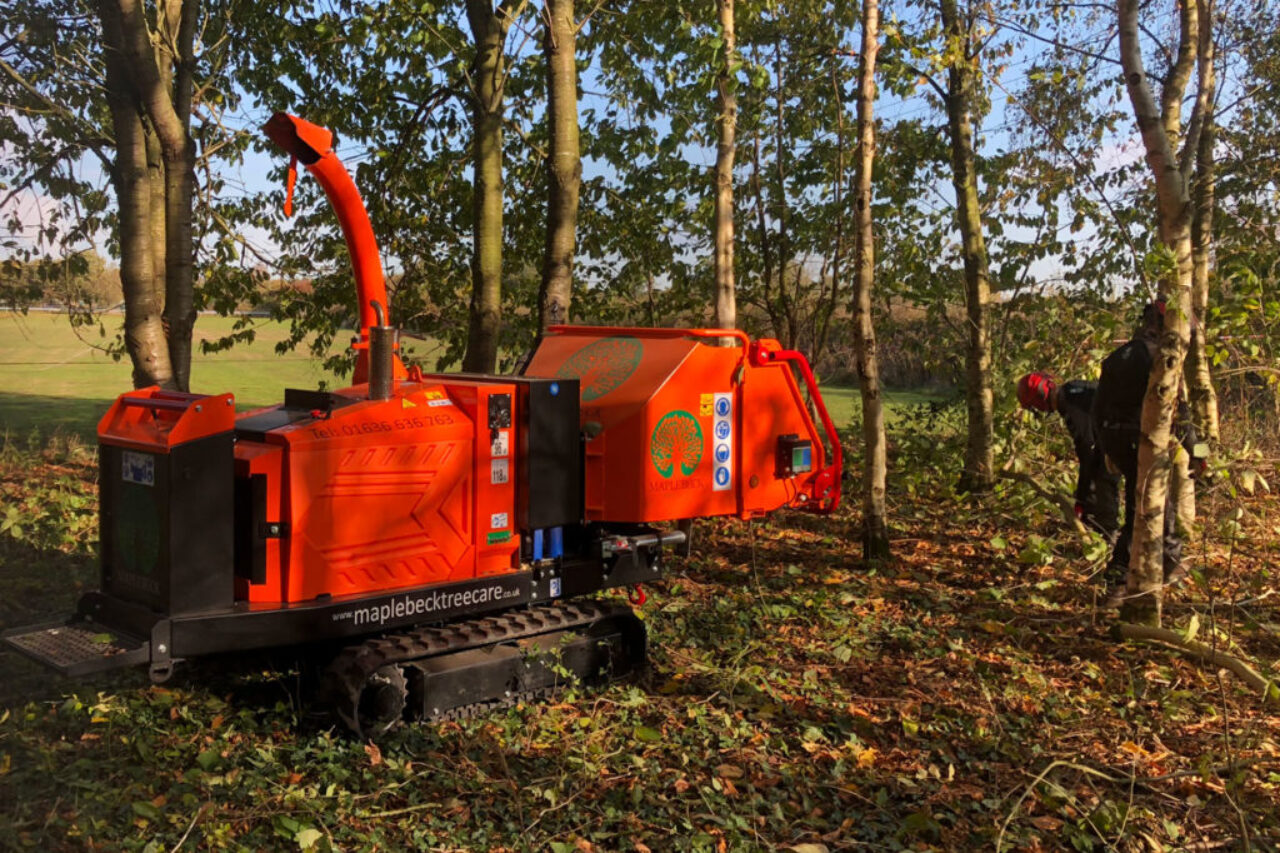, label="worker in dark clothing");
[1017,372,1120,536]
[1093,302,1200,590]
